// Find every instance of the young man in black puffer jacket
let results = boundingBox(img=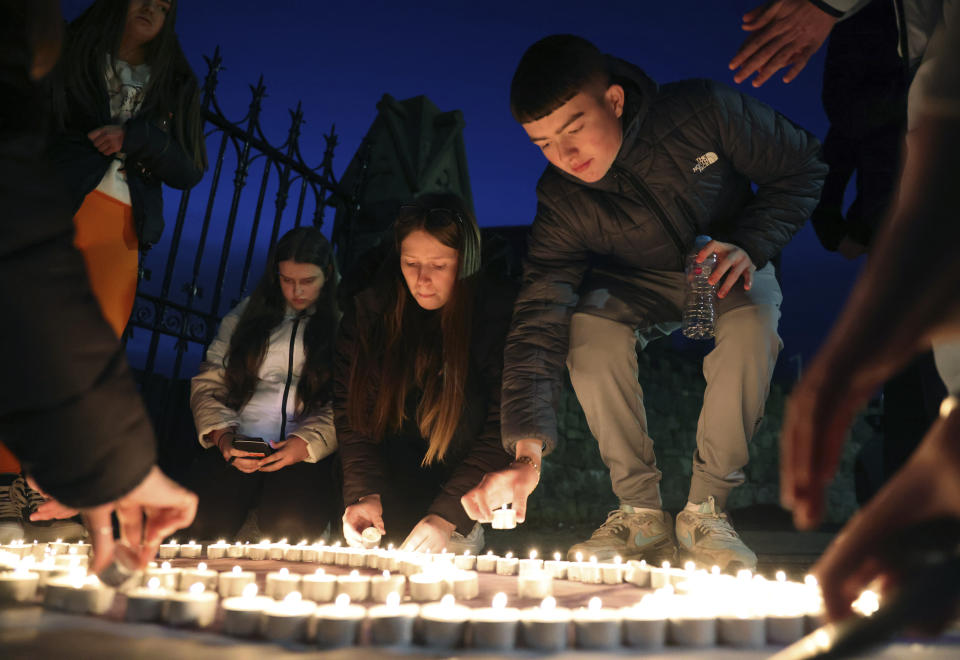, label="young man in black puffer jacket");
[461,35,826,572]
